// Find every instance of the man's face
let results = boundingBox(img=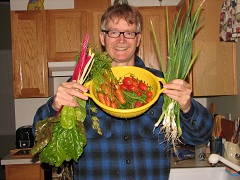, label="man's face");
[100,18,141,66]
